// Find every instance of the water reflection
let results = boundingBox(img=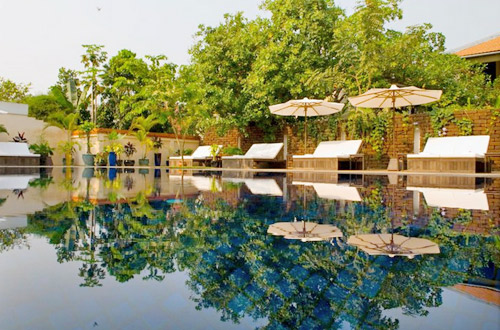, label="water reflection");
[0,169,498,329]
